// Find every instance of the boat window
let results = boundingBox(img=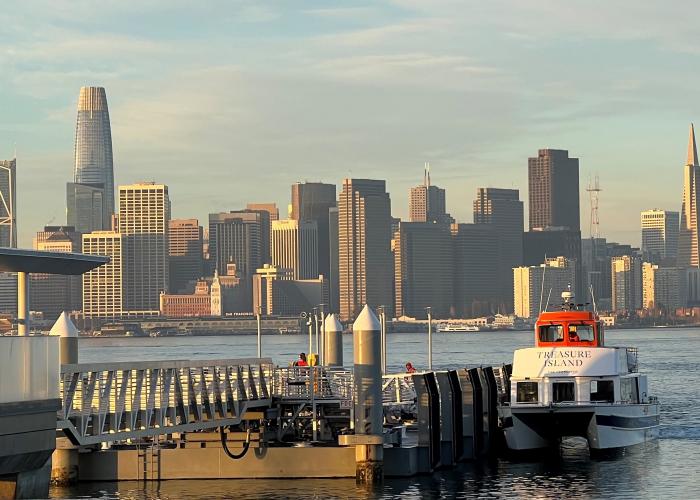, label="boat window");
[516,382,538,403]
[590,380,614,402]
[568,323,594,342]
[539,324,564,342]
[620,378,639,404]
[552,382,575,403]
